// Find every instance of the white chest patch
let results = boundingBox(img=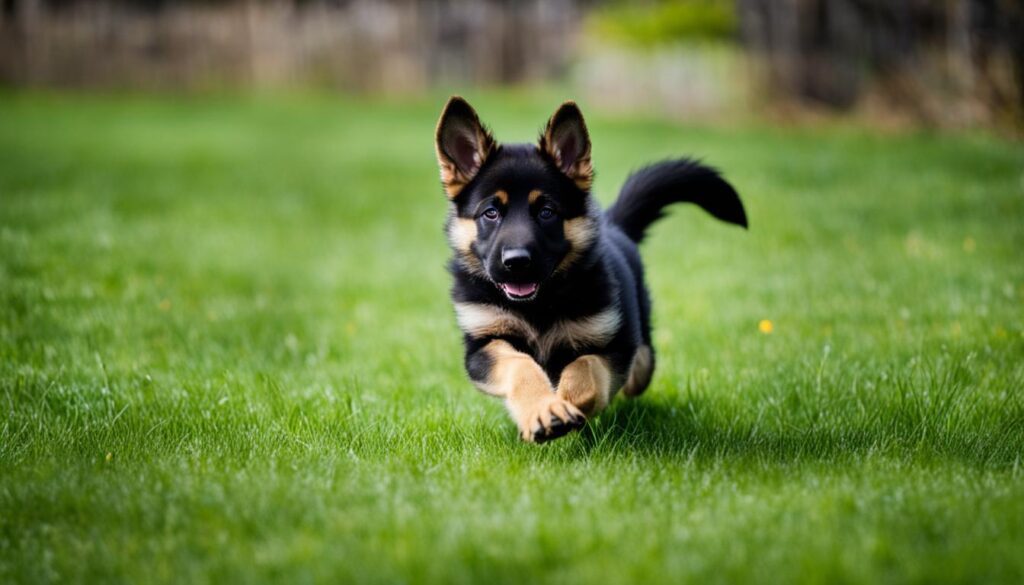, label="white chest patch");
[454,302,621,362]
